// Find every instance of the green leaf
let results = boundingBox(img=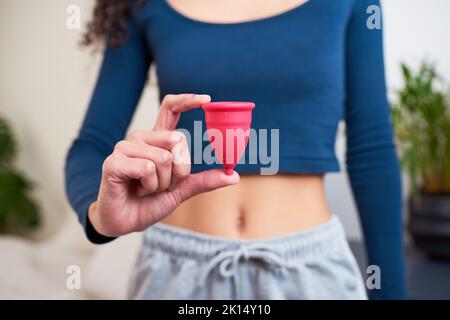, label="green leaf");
[391,60,450,194]
[0,117,16,168]
[0,117,41,234]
